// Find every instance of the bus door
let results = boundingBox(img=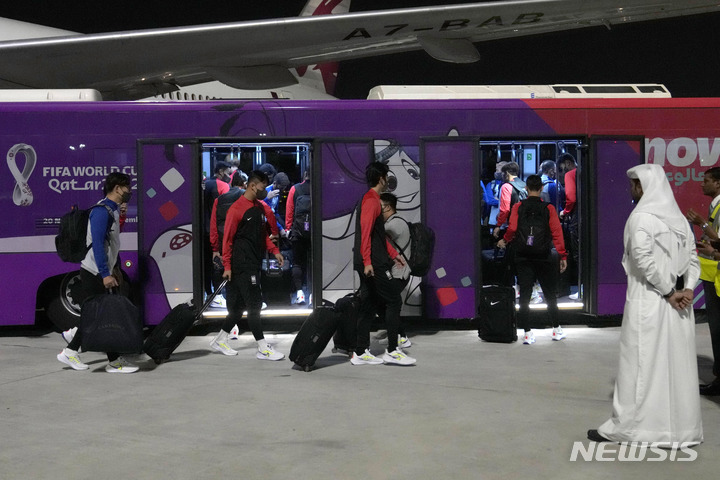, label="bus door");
[587,136,644,316]
[311,139,373,305]
[313,139,373,304]
[420,137,482,320]
[137,140,201,326]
